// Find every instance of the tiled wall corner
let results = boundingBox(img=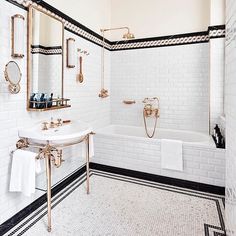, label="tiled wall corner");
[225,0,236,235]
[209,37,225,134]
